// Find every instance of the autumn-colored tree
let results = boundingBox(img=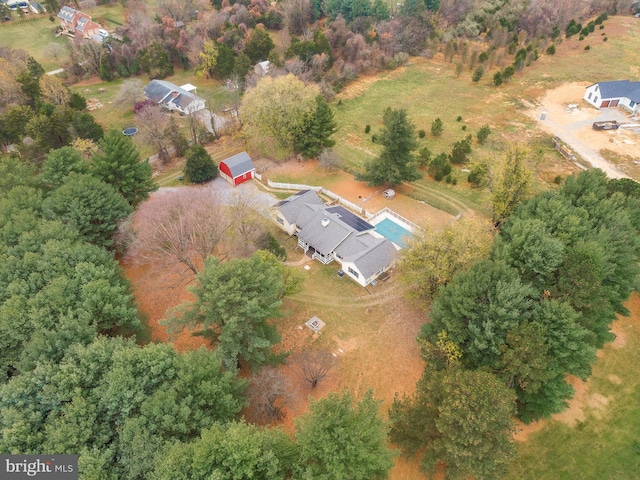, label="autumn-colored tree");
[39,75,70,106]
[401,216,494,302]
[240,74,319,157]
[491,144,532,225]
[126,188,233,276]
